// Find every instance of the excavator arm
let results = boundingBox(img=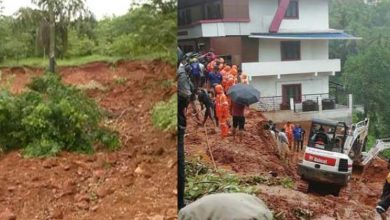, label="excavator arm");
[344,118,369,159]
[361,138,390,166]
